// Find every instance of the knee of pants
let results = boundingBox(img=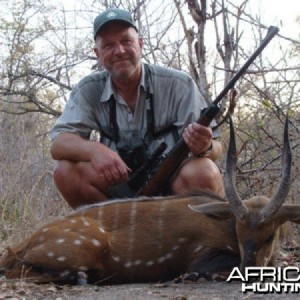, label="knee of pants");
[179,158,222,188]
[53,160,75,186]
